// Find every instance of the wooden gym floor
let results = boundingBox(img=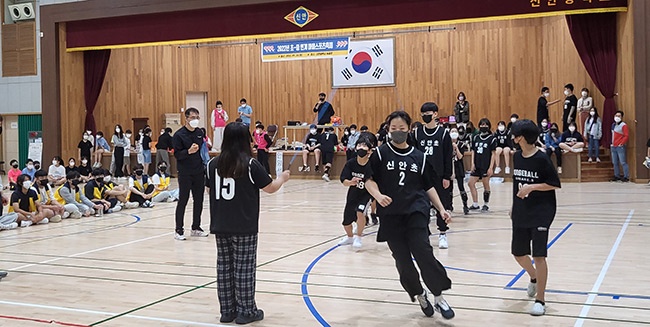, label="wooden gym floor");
[0,179,649,326]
